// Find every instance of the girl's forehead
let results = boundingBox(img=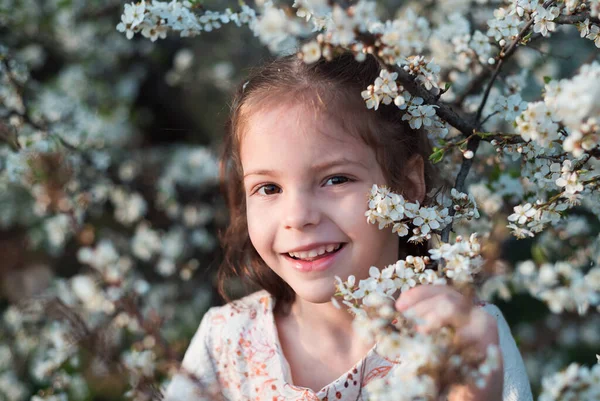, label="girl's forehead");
[241,101,363,148]
[240,108,377,176]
